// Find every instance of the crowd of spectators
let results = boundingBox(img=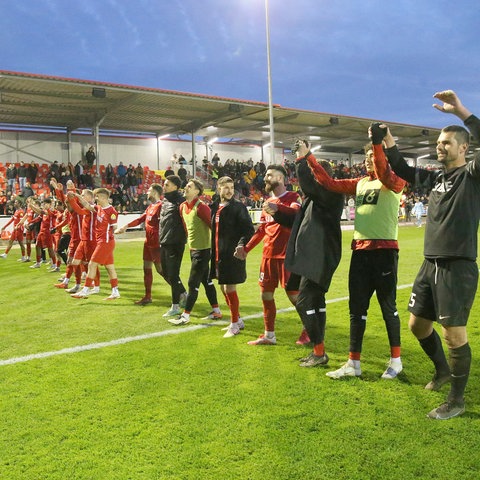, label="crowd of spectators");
[1,152,430,218]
